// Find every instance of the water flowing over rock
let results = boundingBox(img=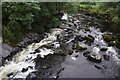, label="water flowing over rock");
[0,14,120,79]
[0,28,63,78]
